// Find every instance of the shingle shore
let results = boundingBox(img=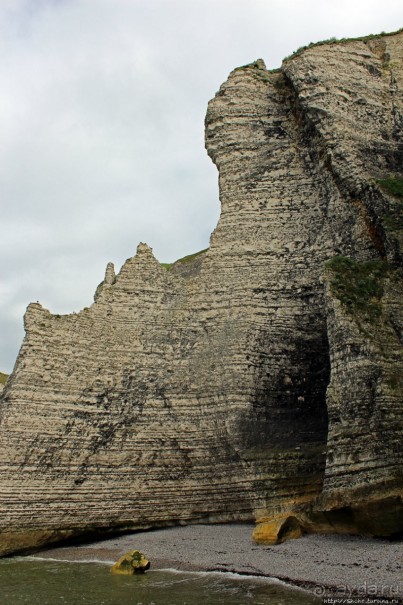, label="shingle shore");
[32,523,402,599]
